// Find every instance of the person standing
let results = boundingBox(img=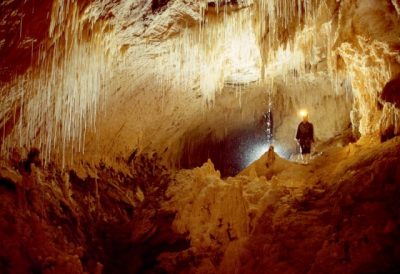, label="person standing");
[296,111,314,163]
